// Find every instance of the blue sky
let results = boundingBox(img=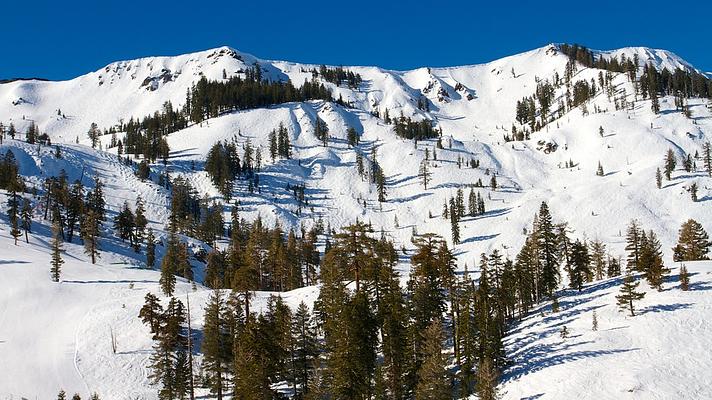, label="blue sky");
[2,0,710,80]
